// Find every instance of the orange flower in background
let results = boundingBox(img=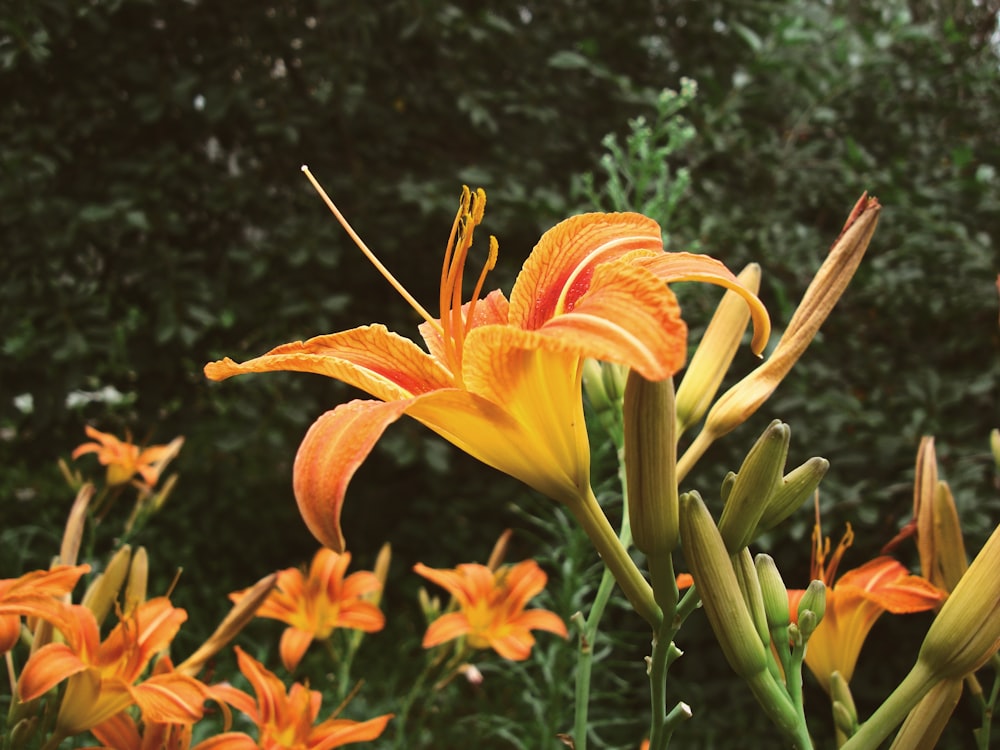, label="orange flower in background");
[18,598,206,735]
[205,647,391,750]
[414,559,567,660]
[788,522,945,694]
[0,564,90,653]
[72,426,184,488]
[206,179,769,552]
[230,548,384,672]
